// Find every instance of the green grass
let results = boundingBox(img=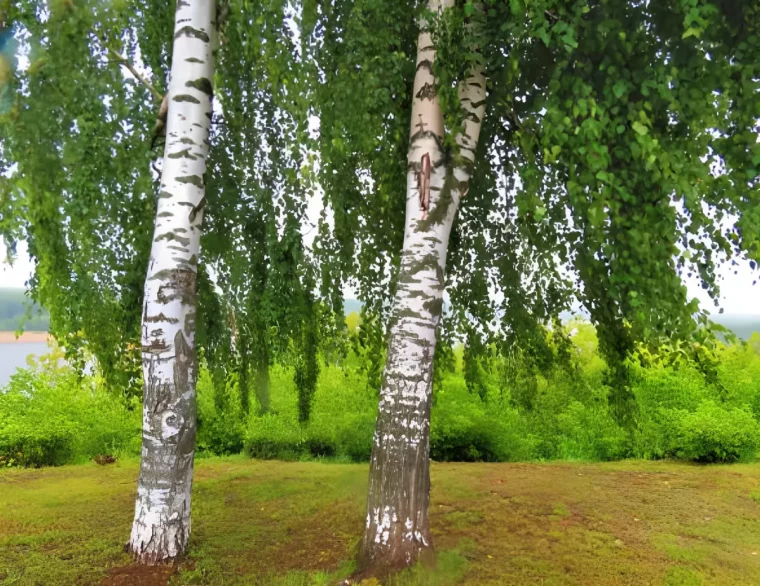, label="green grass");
[1,457,760,585]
